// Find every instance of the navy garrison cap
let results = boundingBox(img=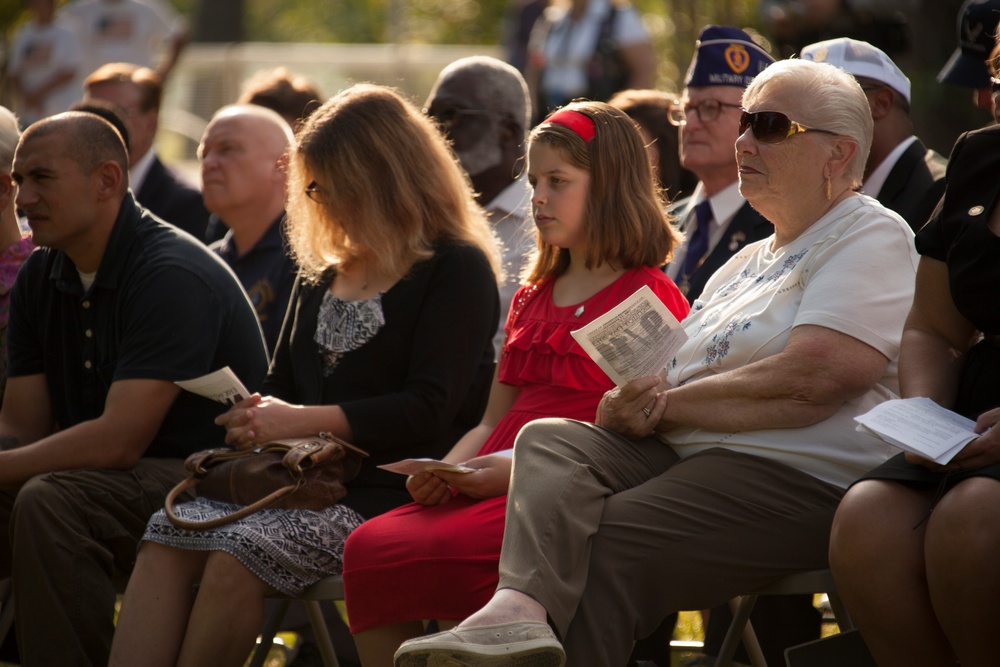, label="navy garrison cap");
[684,25,775,89]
